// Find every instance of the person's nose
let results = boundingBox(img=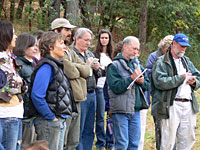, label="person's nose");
[86,41,91,46]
